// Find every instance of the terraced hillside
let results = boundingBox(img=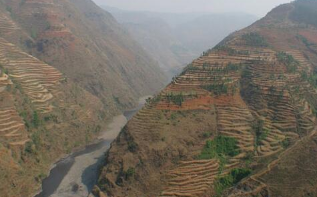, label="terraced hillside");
[93,1,317,197]
[0,34,108,197]
[0,0,166,117]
